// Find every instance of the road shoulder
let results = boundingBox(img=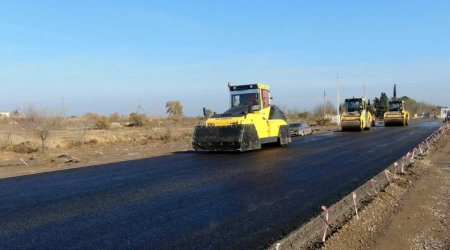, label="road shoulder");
[323,134,450,249]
